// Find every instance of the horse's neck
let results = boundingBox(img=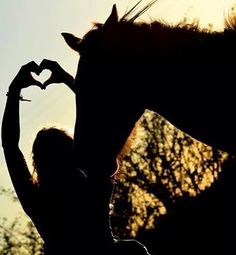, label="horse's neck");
[137,45,236,154]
